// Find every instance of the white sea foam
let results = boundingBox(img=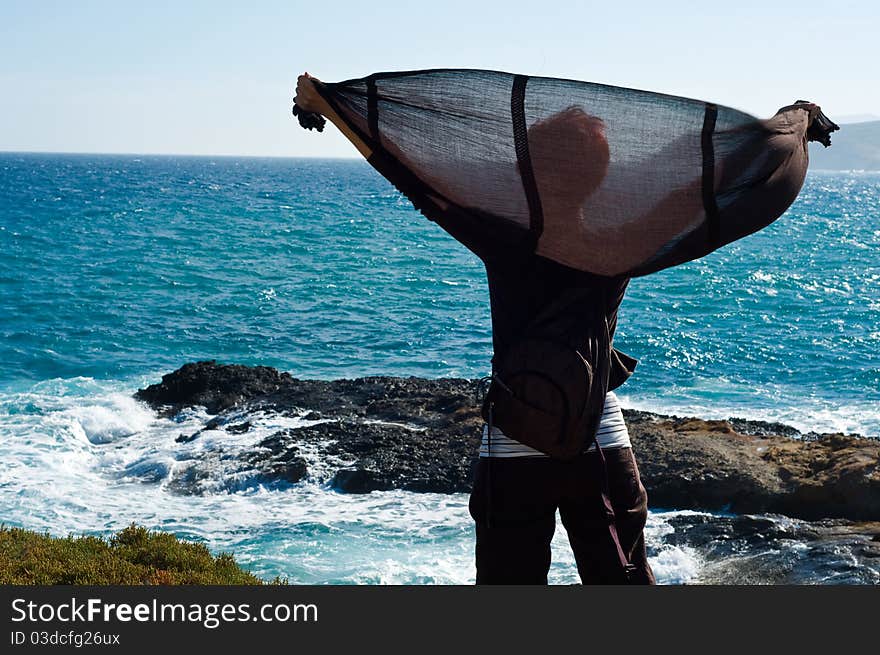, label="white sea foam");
[59,395,156,444]
[750,270,775,284]
[0,377,708,584]
[643,510,706,584]
[615,390,880,438]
